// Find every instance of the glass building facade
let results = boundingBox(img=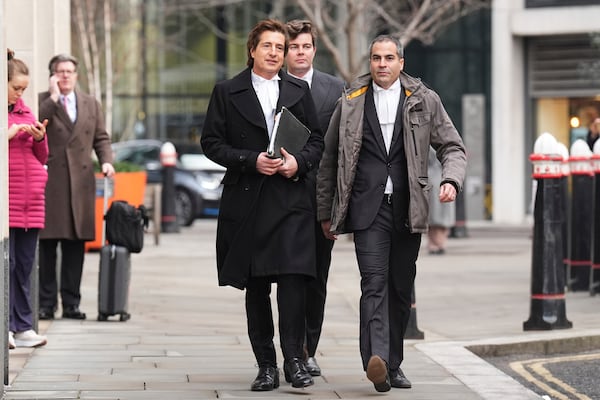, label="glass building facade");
[71,0,342,144]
